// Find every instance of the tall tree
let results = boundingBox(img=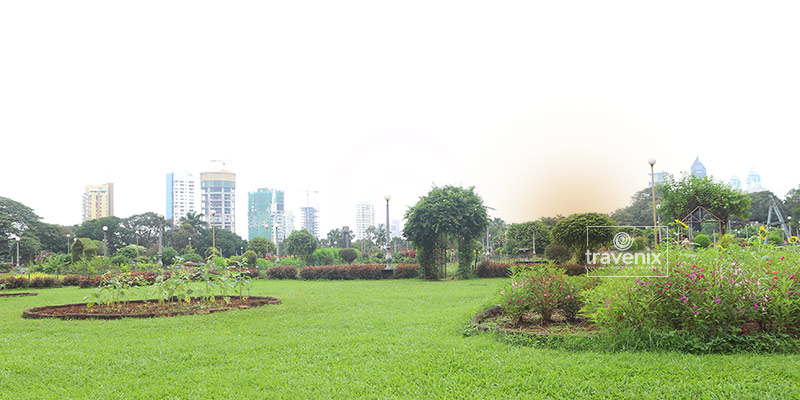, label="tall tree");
[505,221,551,255]
[247,236,275,257]
[657,174,751,232]
[73,216,130,253]
[404,185,487,279]
[611,188,661,227]
[551,213,616,264]
[285,229,318,264]
[123,212,170,249]
[0,196,41,262]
